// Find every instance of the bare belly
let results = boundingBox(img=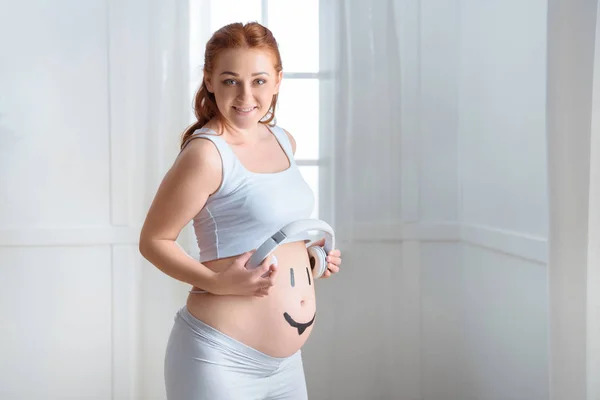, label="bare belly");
[186,241,316,358]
